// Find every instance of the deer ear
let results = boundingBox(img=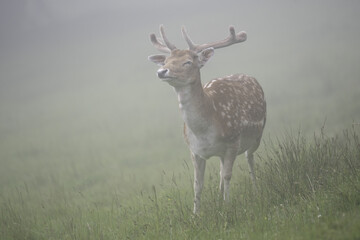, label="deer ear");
[198,47,214,68]
[148,54,166,66]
